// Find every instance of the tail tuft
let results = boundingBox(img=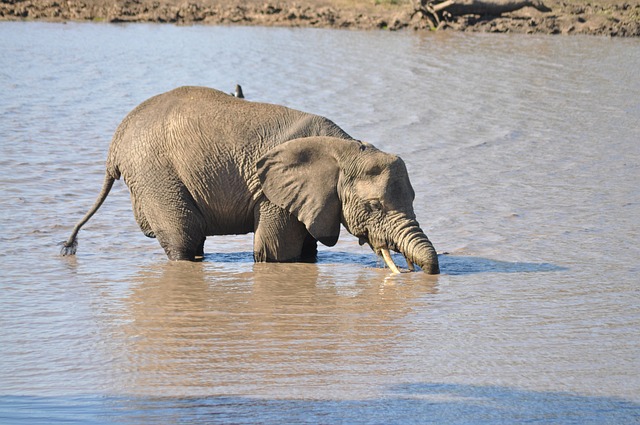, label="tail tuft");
[59,239,78,256]
[59,172,115,258]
